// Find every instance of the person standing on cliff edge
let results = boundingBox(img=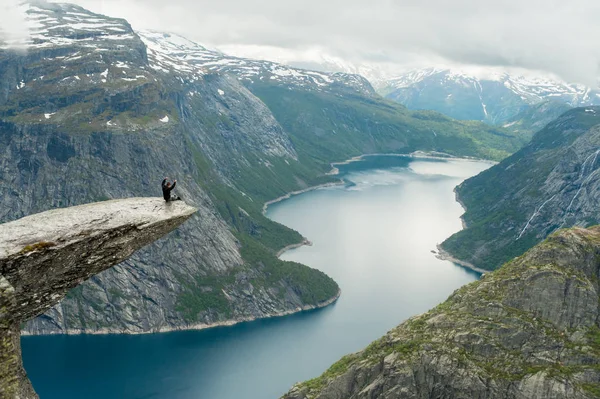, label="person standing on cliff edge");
[162,177,181,202]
